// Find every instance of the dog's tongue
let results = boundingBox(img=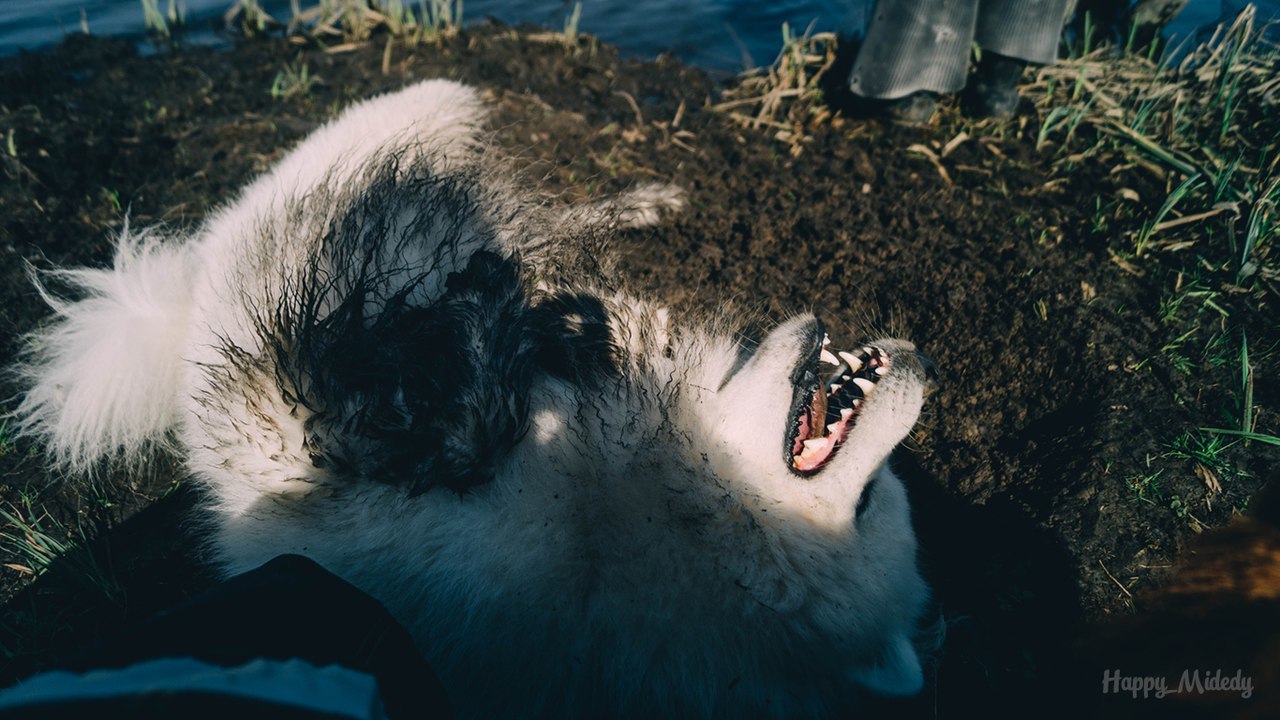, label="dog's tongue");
[791,387,826,453]
[792,384,835,470]
[808,386,827,439]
